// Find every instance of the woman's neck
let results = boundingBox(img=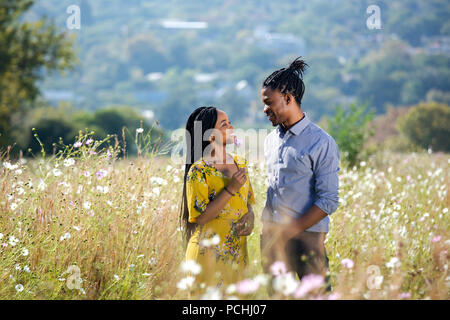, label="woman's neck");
[205,145,230,164]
